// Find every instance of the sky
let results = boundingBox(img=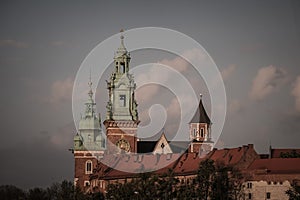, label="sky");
[0,0,300,188]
